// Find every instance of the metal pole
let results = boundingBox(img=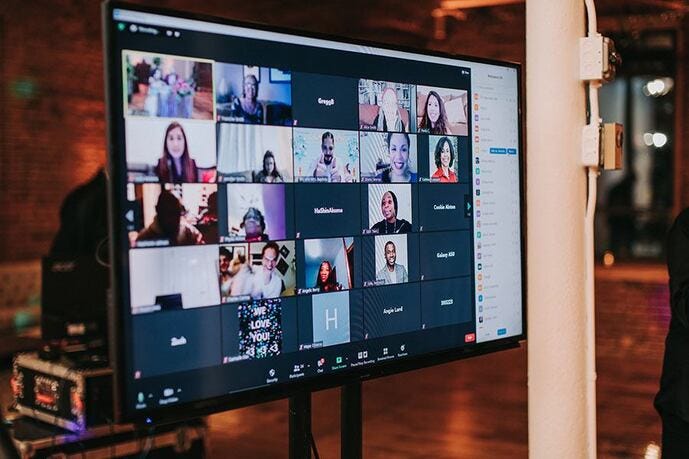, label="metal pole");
[341,381,362,459]
[289,392,312,459]
[526,0,591,457]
